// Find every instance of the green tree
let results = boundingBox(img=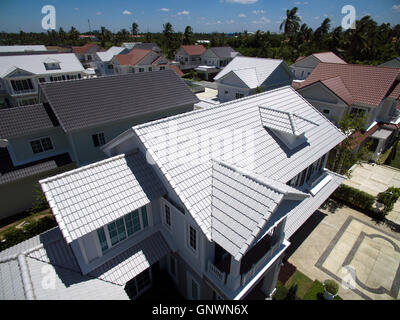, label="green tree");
[183,26,195,45]
[131,22,139,35]
[280,7,301,37]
